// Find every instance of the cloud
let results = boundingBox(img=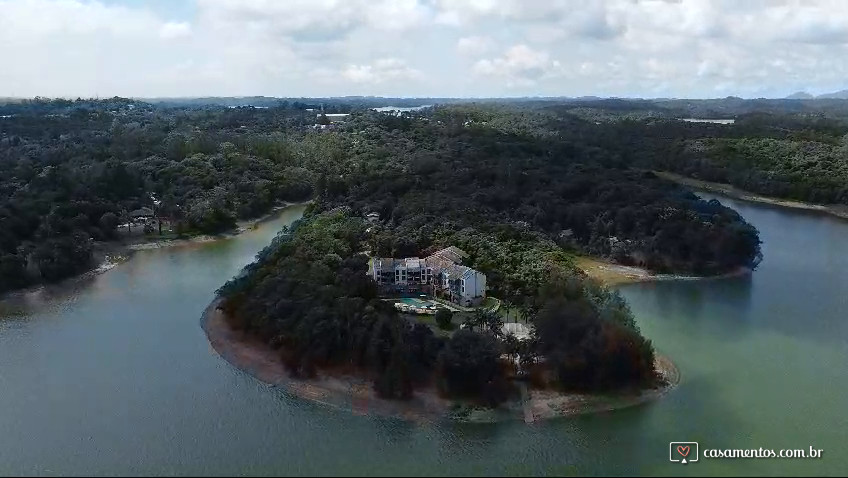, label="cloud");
[457,36,495,56]
[432,0,570,25]
[473,45,564,88]
[342,58,423,84]
[159,22,192,40]
[197,0,431,41]
[2,0,848,98]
